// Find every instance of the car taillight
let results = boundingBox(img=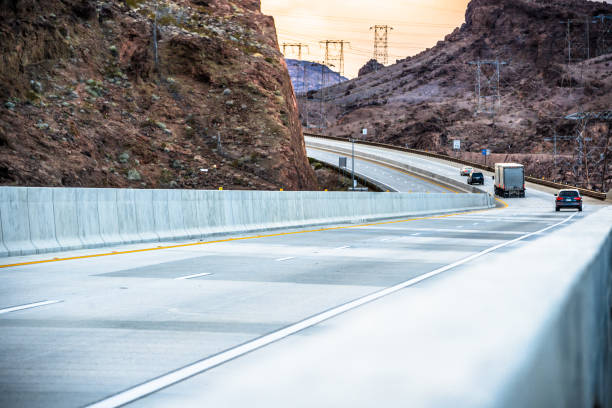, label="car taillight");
[575,197,581,201]
[556,197,563,201]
